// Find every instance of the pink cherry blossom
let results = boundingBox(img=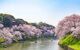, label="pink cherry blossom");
[56,14,80,37]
